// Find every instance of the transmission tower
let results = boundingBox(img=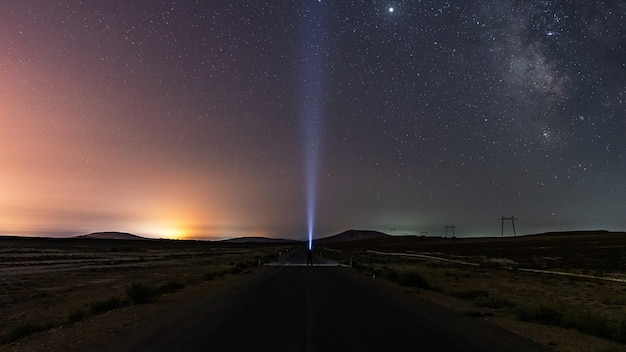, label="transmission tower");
[444,225,456,238]
[499,216,518,237]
